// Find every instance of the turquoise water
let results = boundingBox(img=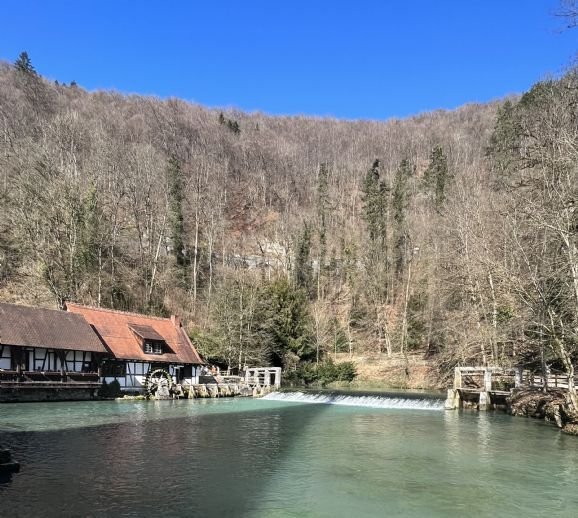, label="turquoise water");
[1,392,577,517]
